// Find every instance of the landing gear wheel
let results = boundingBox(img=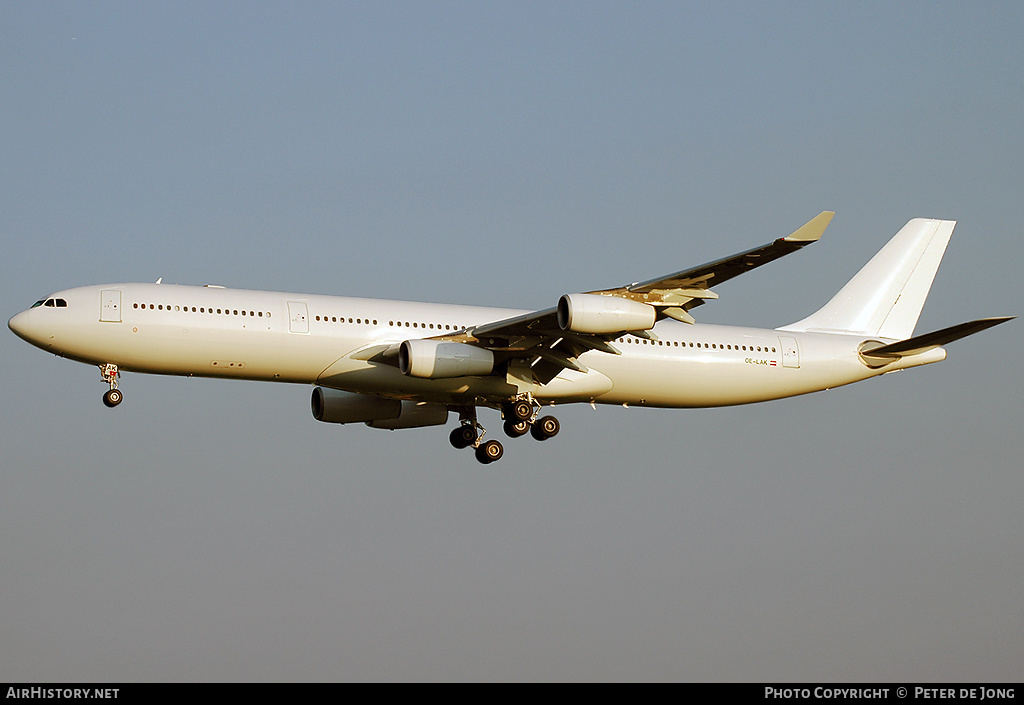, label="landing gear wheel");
[509,399,533,422]
[475,439,504,464]
[530,415,559,441]
[450,425,477,449]
[103,388,123,408]
[503,419,530,438]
